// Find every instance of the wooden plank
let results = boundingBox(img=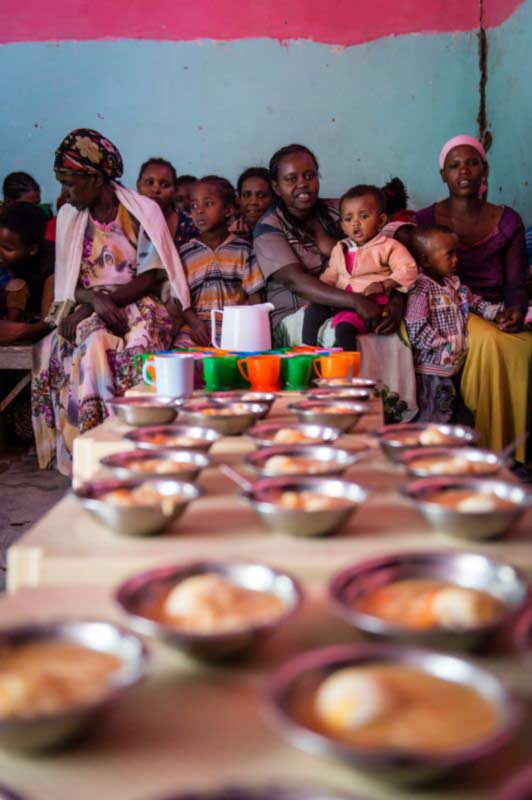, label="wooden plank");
[0,344,33,370]
[0,372,31,413]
